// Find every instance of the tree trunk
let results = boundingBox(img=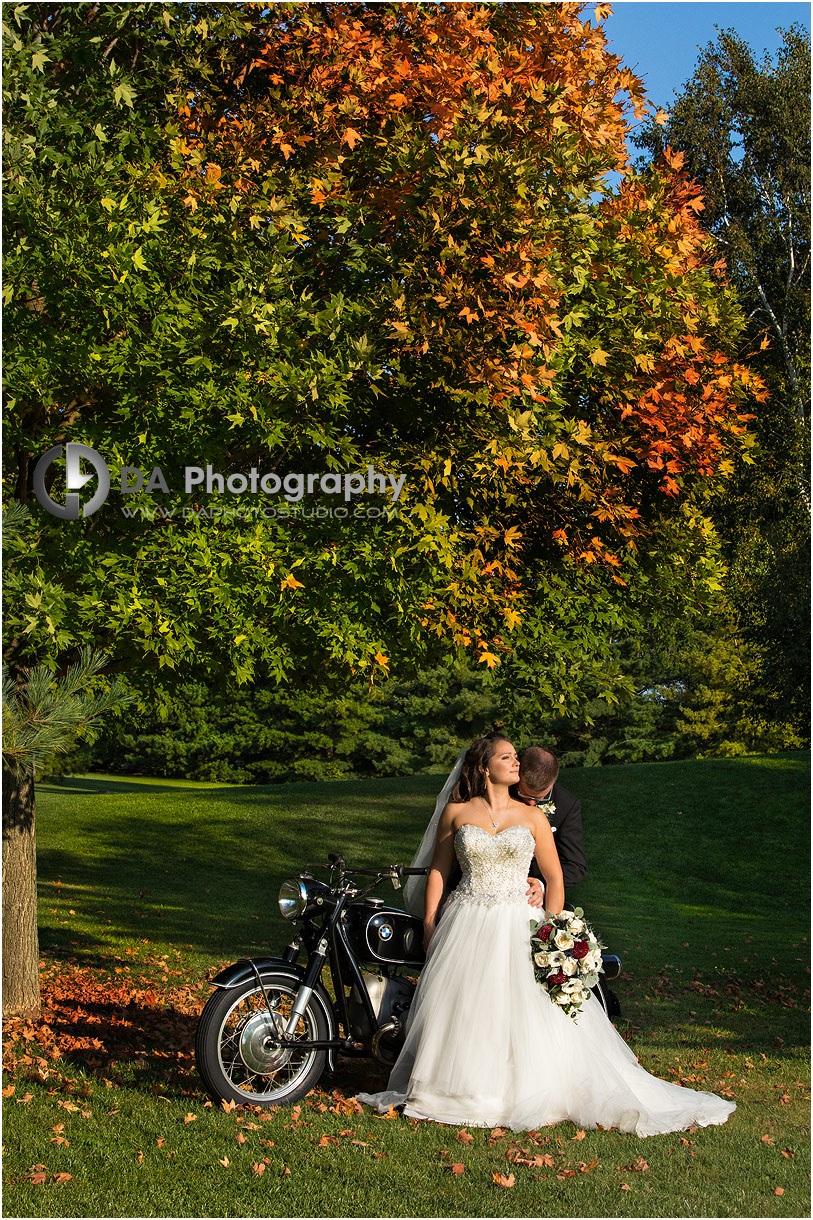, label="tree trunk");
[2,764,40,1019]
